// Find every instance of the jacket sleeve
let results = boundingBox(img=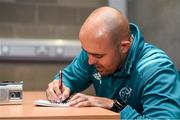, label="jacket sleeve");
[54,50,92,93]
[120,63,180,119]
